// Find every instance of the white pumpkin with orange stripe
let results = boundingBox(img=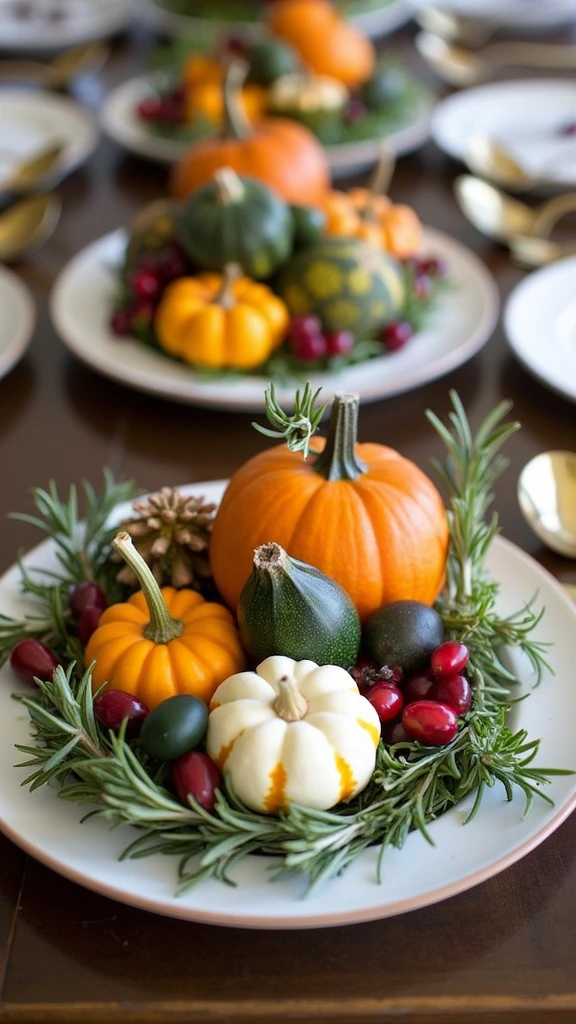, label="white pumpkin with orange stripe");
[205,655,380,815]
